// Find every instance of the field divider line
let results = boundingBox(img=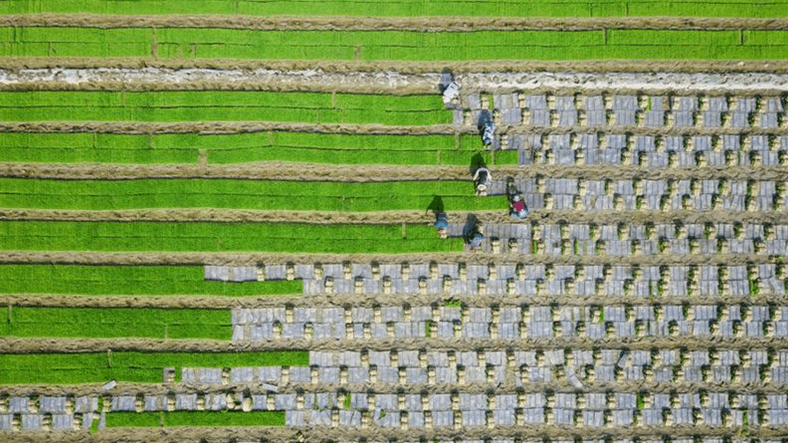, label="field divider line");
[4,292,788,310]
[1,251,782,267]
[4,68,788,94]
[3,58,788,75]
[3,15,788,32]
[1,208,785,226]
[2,378,788,401]
[0,121,459,135]
[1,335,783,354]
[3,121,788,138]
[7,426,785,443]
[1,161,786,182]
